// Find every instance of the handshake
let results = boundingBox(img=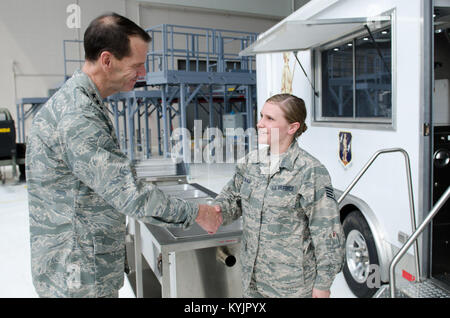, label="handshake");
[196,204,223,234]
